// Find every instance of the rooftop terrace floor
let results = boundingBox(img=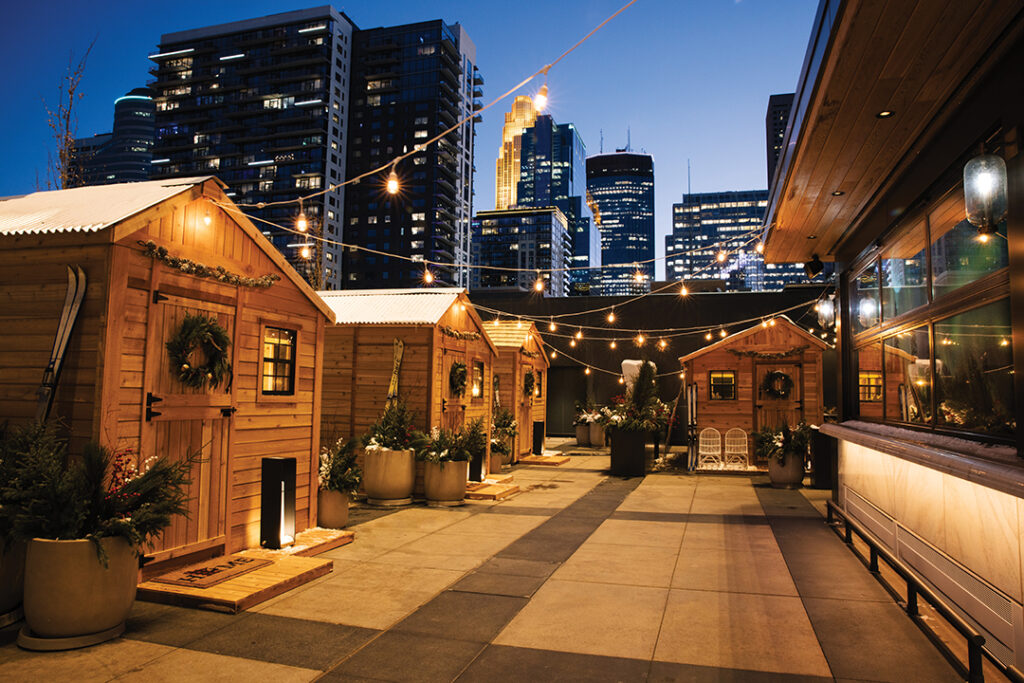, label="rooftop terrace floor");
[0,447,963,681]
